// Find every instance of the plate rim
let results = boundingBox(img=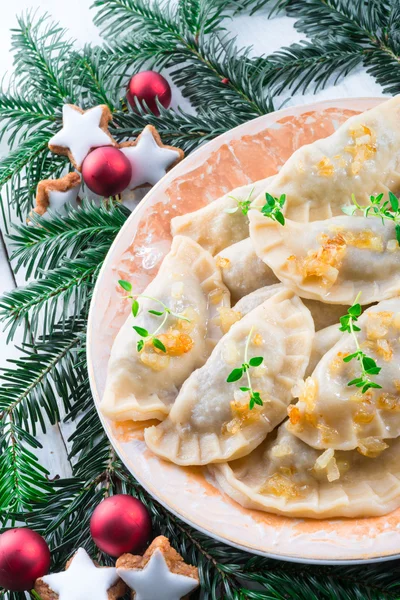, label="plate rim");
[87,95,400,565]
